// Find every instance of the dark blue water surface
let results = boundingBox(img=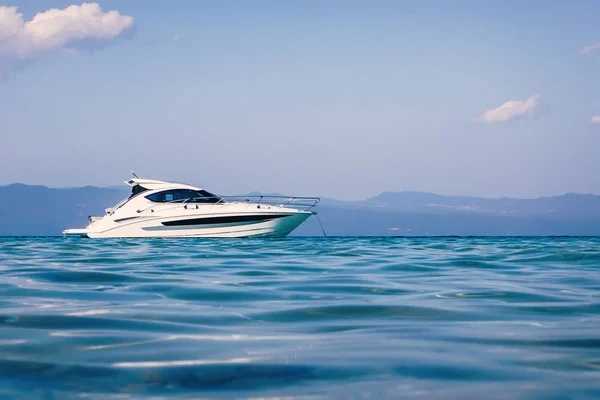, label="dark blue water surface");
[1,237,599,399]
